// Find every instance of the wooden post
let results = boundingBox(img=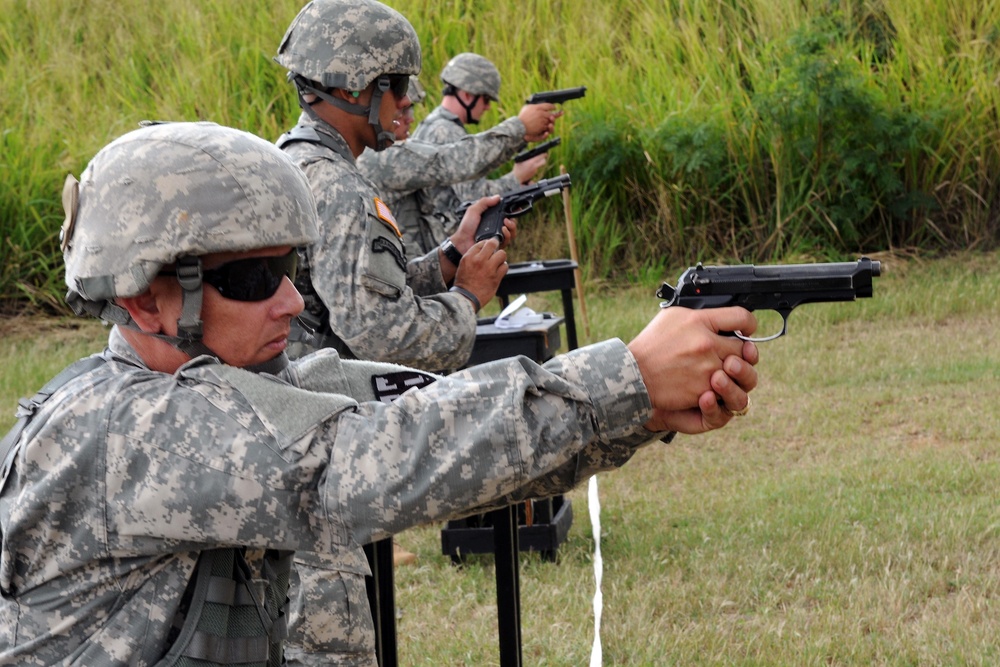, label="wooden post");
[560,165,590,342]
